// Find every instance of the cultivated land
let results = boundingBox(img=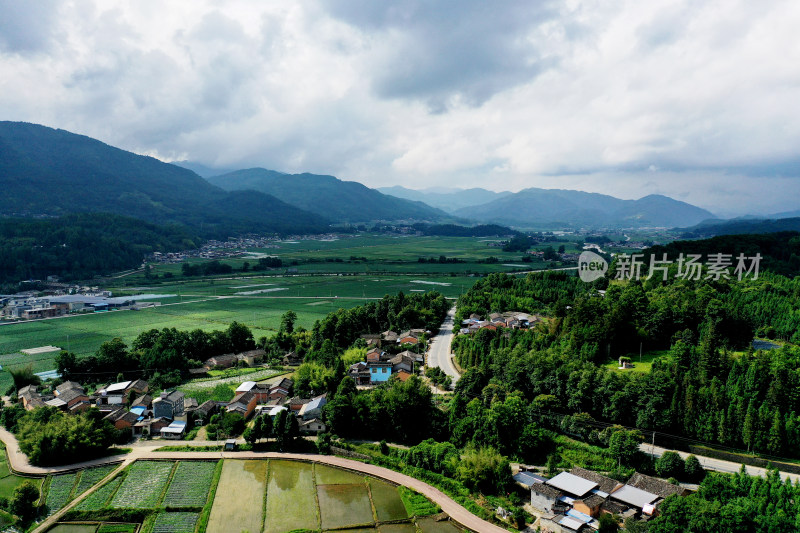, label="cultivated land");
[0,234,579,389]
[39,457,461,533]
